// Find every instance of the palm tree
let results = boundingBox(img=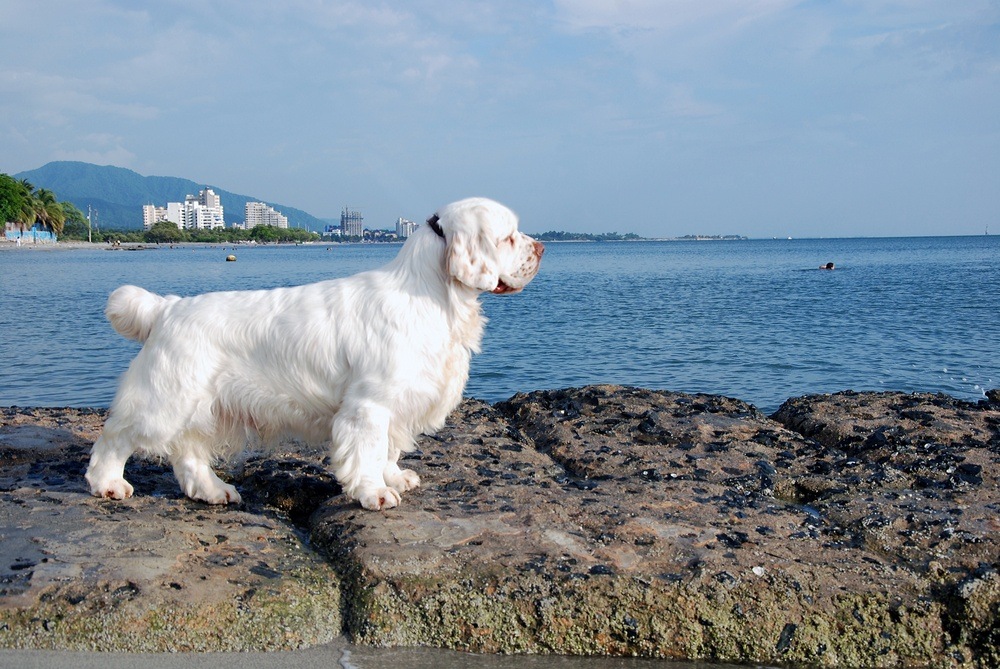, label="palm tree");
[2,176,75,240]
[12,179,36,234]
[31,188,66,236]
